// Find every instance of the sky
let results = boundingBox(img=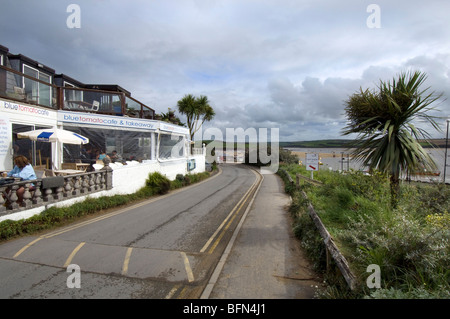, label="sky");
[1,0,450,142]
